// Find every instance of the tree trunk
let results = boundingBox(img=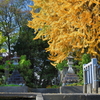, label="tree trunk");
[38,68,44,86]
[5,66,9,84]
[7,35,11,56]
